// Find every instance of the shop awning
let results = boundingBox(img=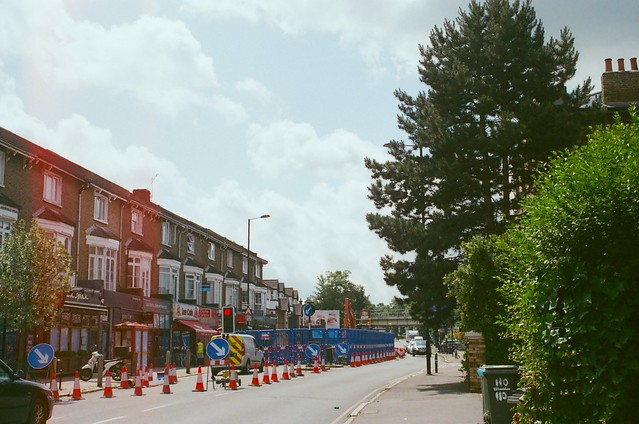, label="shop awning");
[175,319,218,336]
